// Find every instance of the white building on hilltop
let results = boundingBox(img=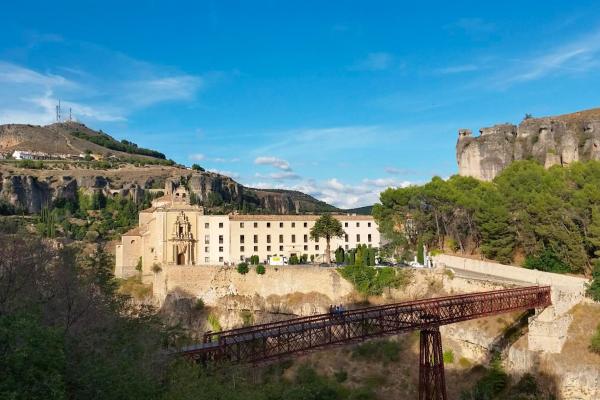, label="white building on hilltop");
[115,185,381,281]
